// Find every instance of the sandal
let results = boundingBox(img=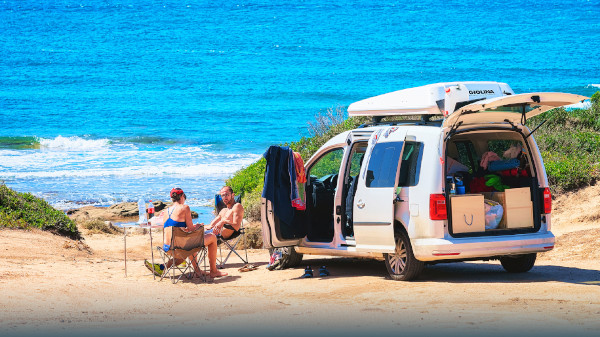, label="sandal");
[239,264,258,272]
